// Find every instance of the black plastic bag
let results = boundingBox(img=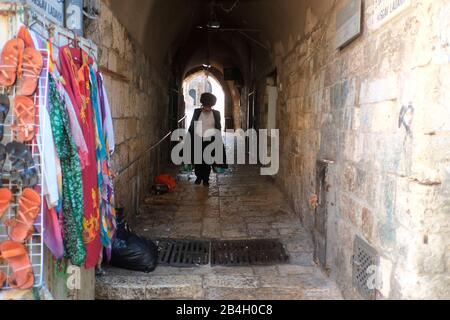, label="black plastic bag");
[110,209,158,273]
